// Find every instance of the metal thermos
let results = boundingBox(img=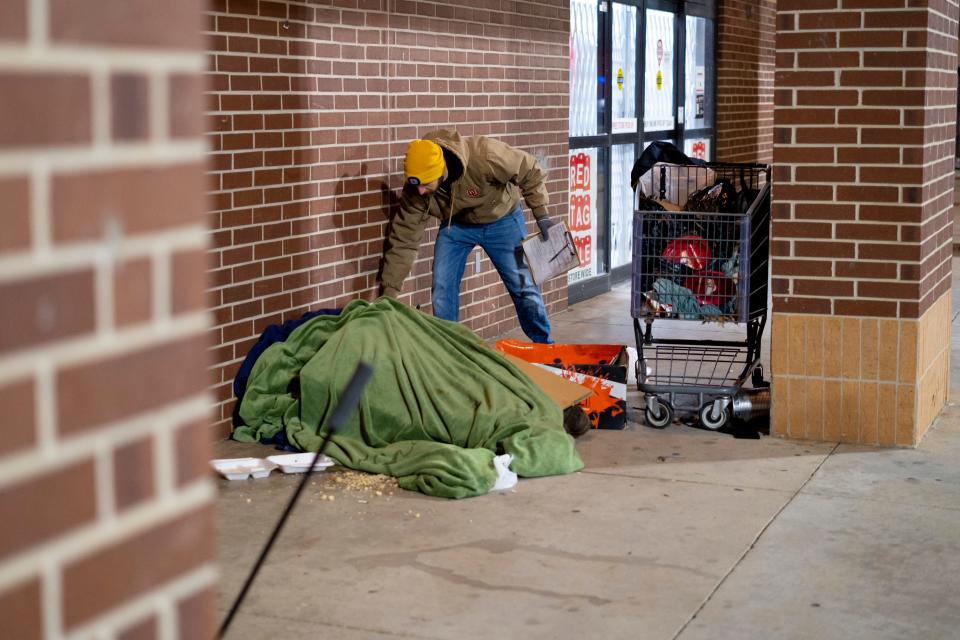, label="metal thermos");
[731,387,771,422]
